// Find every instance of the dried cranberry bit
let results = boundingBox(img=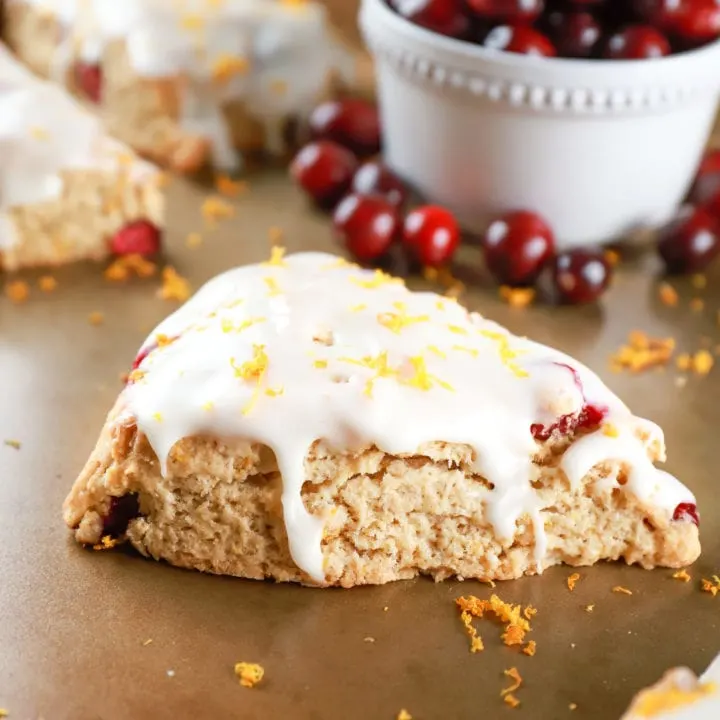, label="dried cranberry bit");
[552,249,612,304]
[74,61,102,104]
[402,205,460,267]
[531,403,606,441]
[290,141,359,209]
[333,193,400,262]
[672,502,700,527]
[352,161,408,208]
[466,0,545,23]
[102,494,141,538]
[131,344,154,372]
[308,99,381,158]
[482,24,558,55]
[389,0,471,37]
[657,205,720,274]
[604,24,671,59]
[483,210,555,286]
[110,220,162,257]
